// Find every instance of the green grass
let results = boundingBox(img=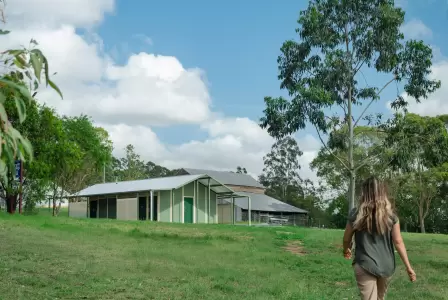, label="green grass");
[0,214,447,300]
[33,207,69,217]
